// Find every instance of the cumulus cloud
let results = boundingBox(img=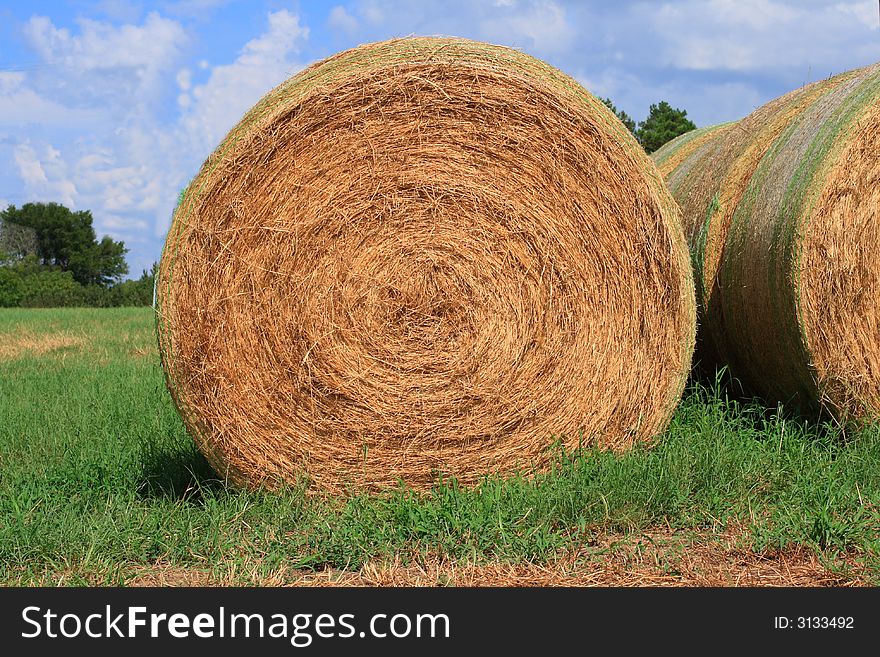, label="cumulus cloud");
[329,6,359,34]
[0,72,101,128]
[14,143,78,207]
[0,72,25,94]
[648,0,879,76]
[177,9,309,156]
[176,68,192,90]
[3,10,311,273]
[833,1,880,30]
[480,0,575,53]
[100,213,149,232]
[566,0,879,126]
[359,2,385,26]
[7,11,191,273]
[345,0,576,54]
[22,12,187,106]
